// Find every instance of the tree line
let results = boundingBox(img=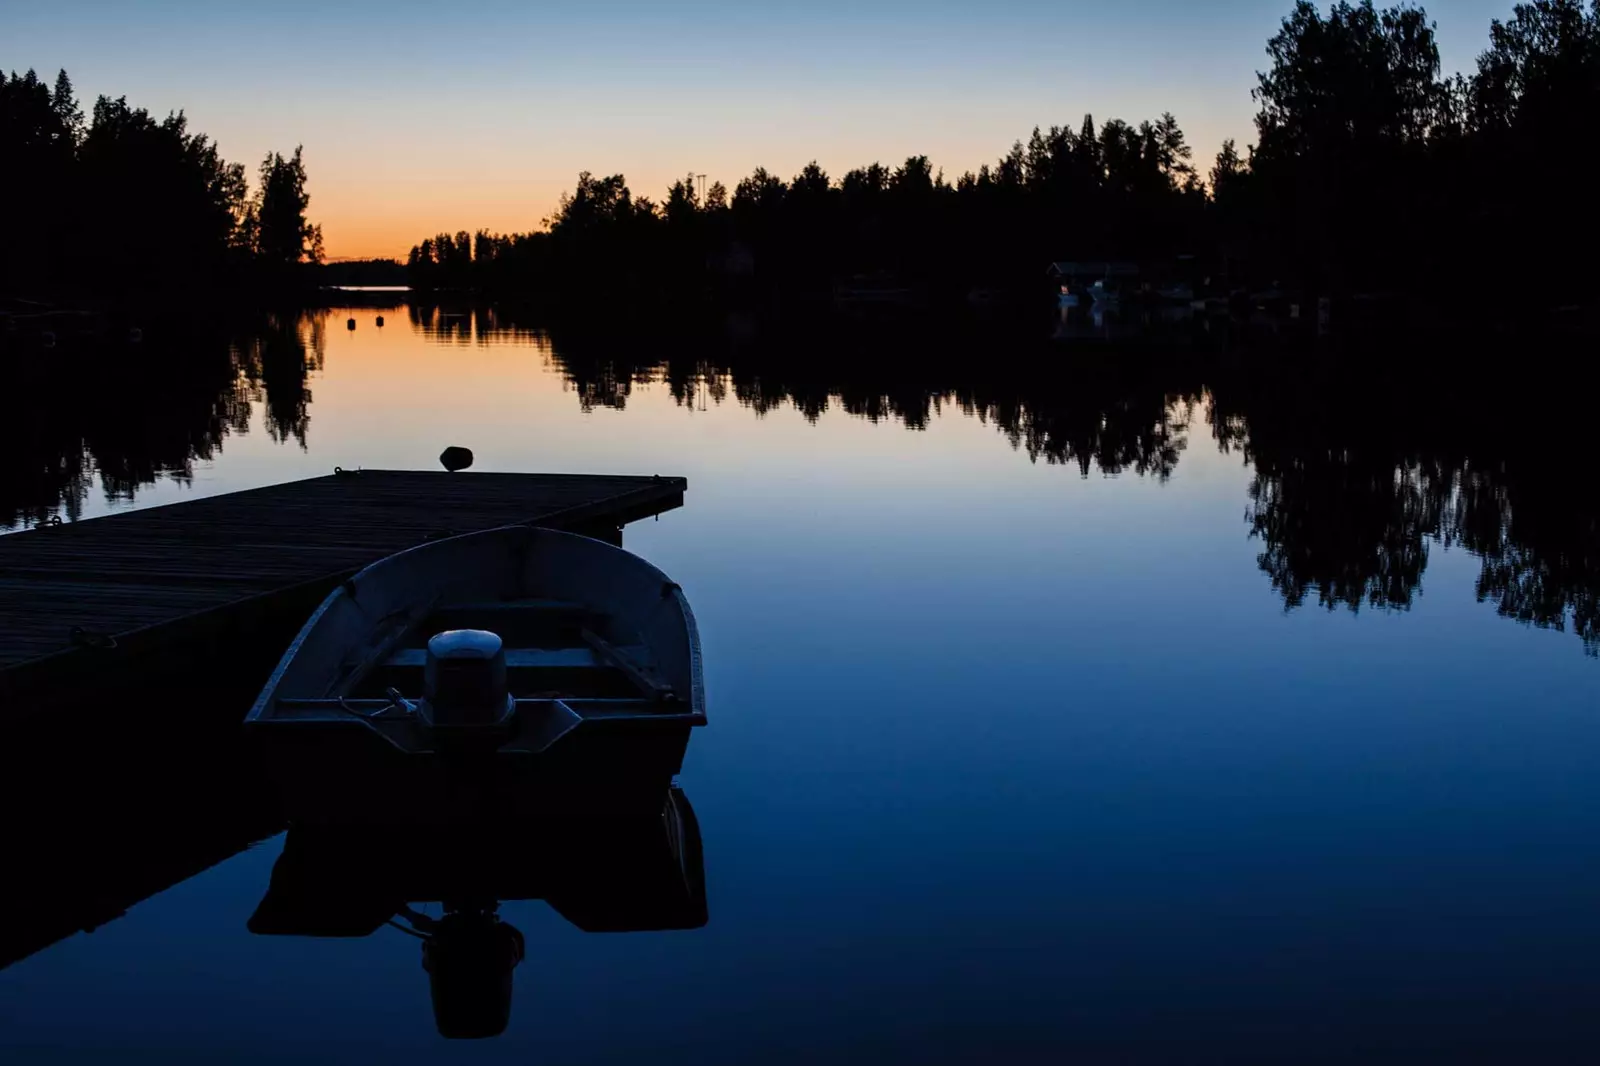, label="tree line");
[408,1,1600,307]
[0,68,323,301]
